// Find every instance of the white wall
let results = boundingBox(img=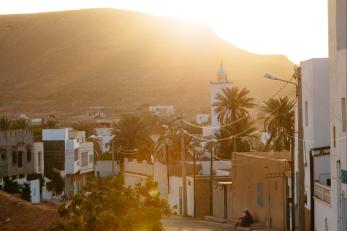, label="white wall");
[168,176,194,216]
[33,142,44,175]
[296,58,329,211]
[30,179,40,204]
[196,114,209,124]
[42,129,69,141]
[328,0,347,230]
[95,160,120,177]
[314,199,334,231]
[200,160,231,176]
